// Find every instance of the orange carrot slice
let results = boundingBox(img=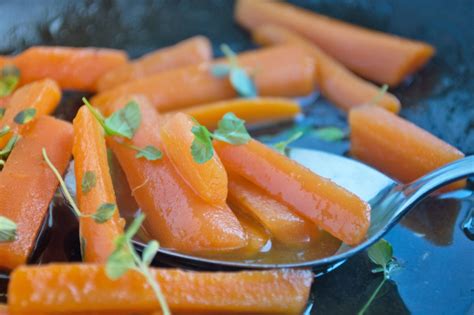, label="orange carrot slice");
[181,97,302,130]
[349,105,465,190]
[73,106,125,263]
[214,139,370,245]
[0,96,9,108]
[252,24,401,113]
[0,79,61,149]
[107,97,247,253]
[230,206,270,257]
[160,112,228,205]
[235,0,435,86]
[228,173,319,246]
[91,45,315,112]
[97,36,212,91]
[0,116,73,269]
[8,263,313,314]
[6,46,128,91]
